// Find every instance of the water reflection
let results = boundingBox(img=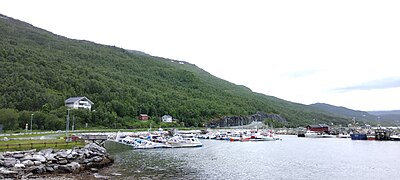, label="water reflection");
[104,142,198,179]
